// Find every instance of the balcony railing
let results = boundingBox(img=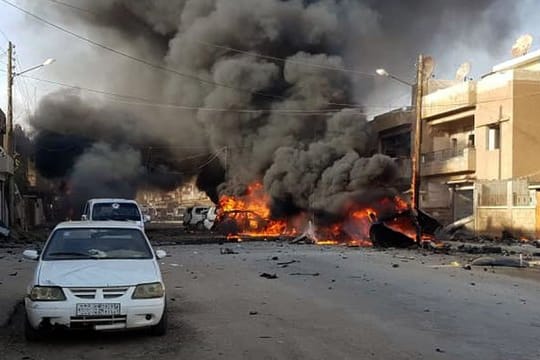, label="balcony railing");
[421,146,475,176]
